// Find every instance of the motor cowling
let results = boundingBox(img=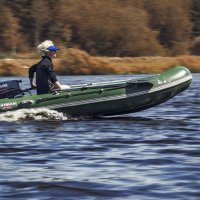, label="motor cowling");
[0,80,23,99]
